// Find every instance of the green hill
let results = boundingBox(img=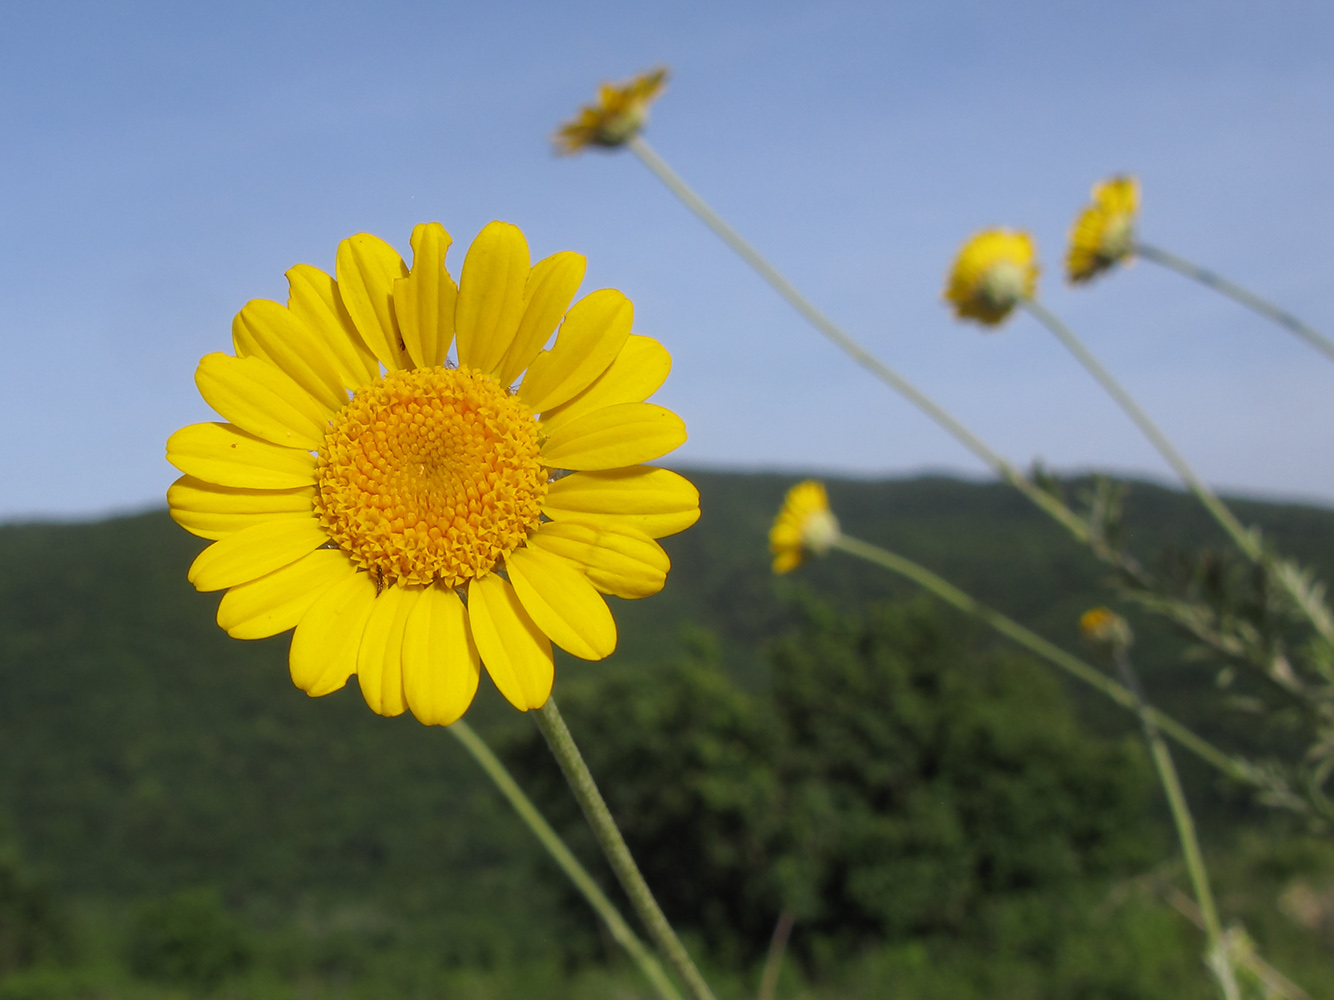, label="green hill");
[0,470,1331,998]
